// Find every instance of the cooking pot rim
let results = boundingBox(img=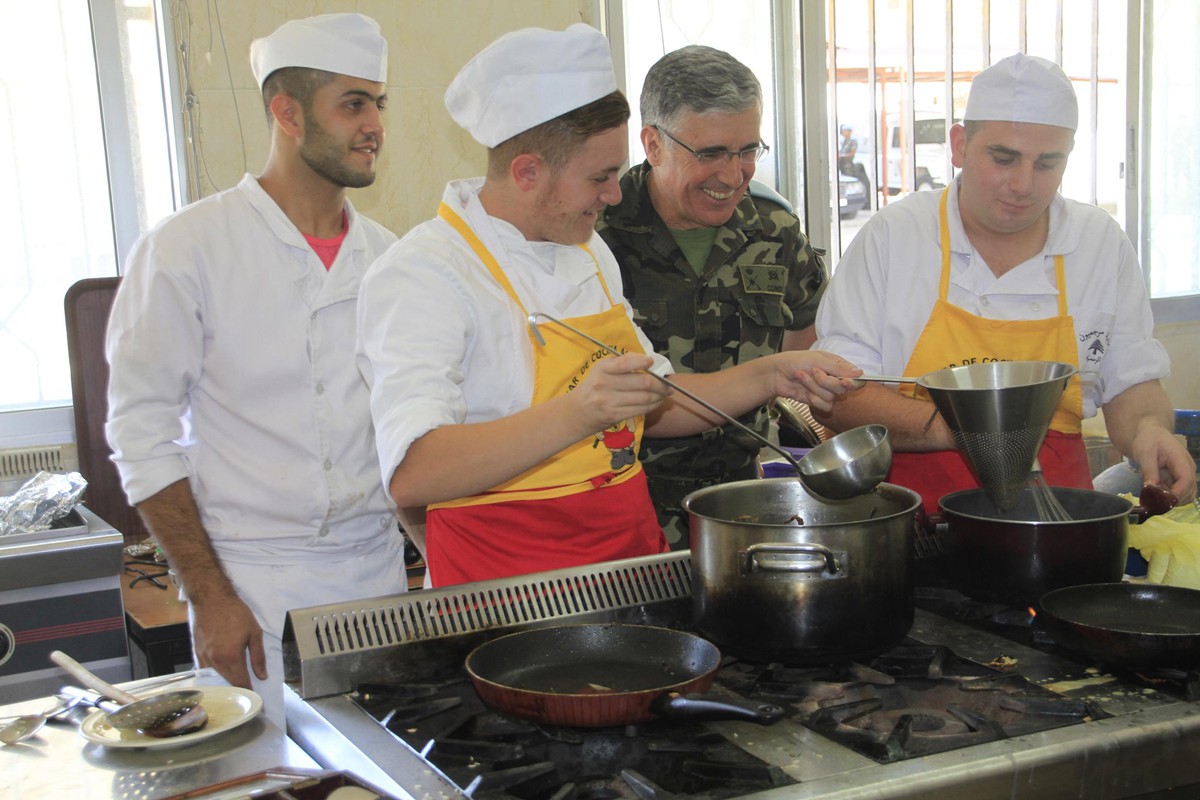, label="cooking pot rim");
[683,478,921,526]
[938,486,1133,523]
